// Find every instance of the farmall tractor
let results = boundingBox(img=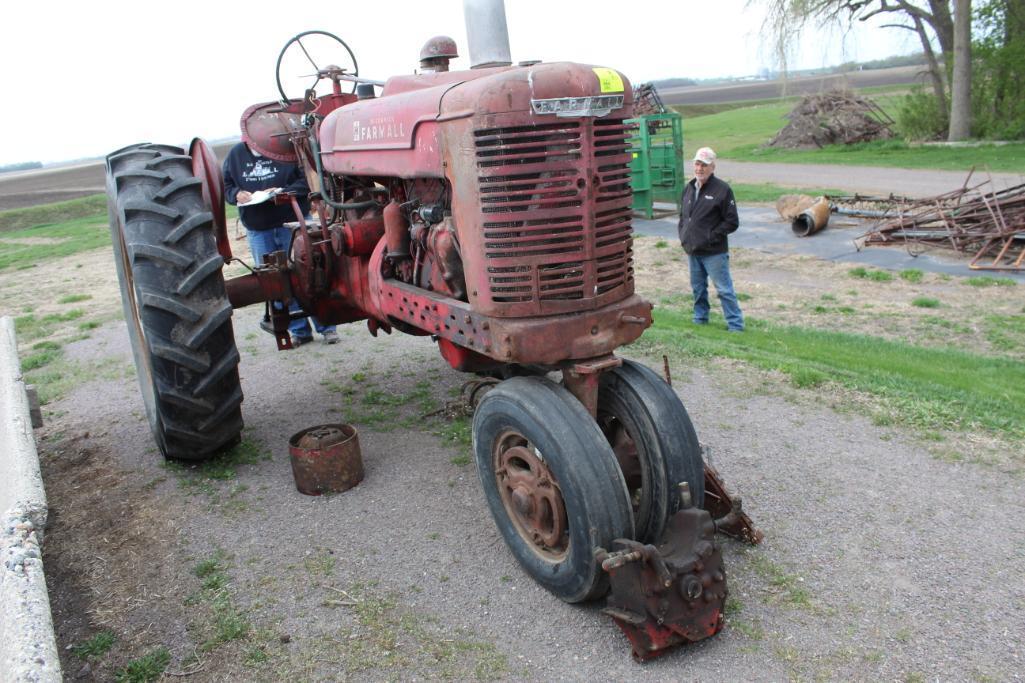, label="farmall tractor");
[105,4,758,661]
